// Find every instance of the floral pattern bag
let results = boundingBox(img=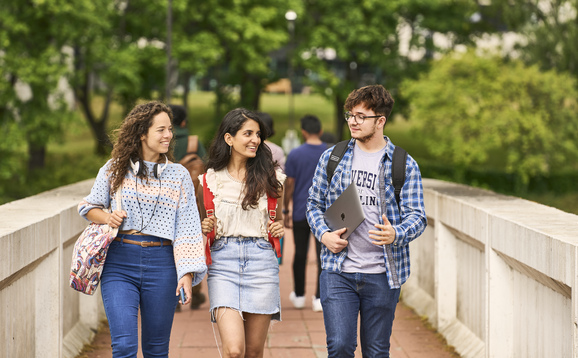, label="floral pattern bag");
[69,185,122,295]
